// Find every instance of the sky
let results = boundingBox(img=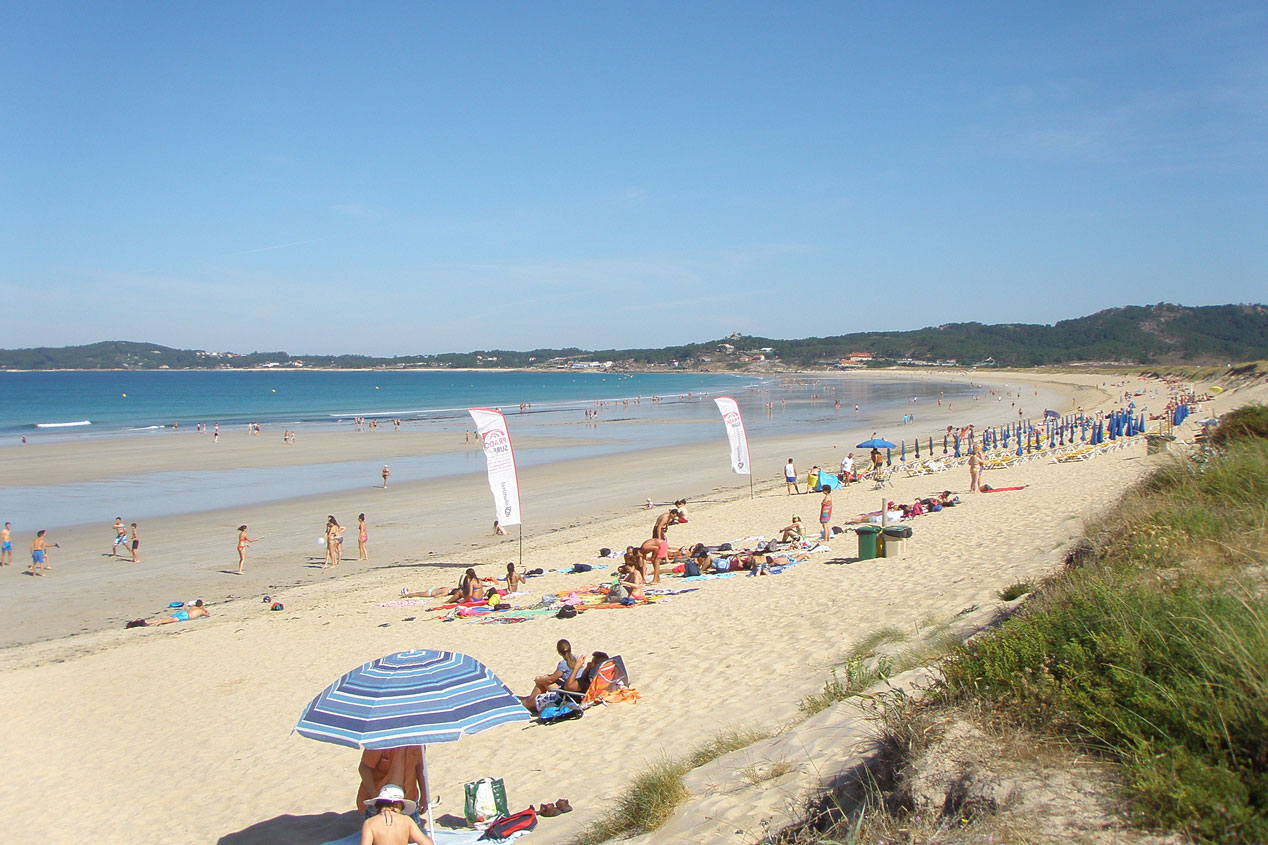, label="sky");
[2,2,1266,356]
